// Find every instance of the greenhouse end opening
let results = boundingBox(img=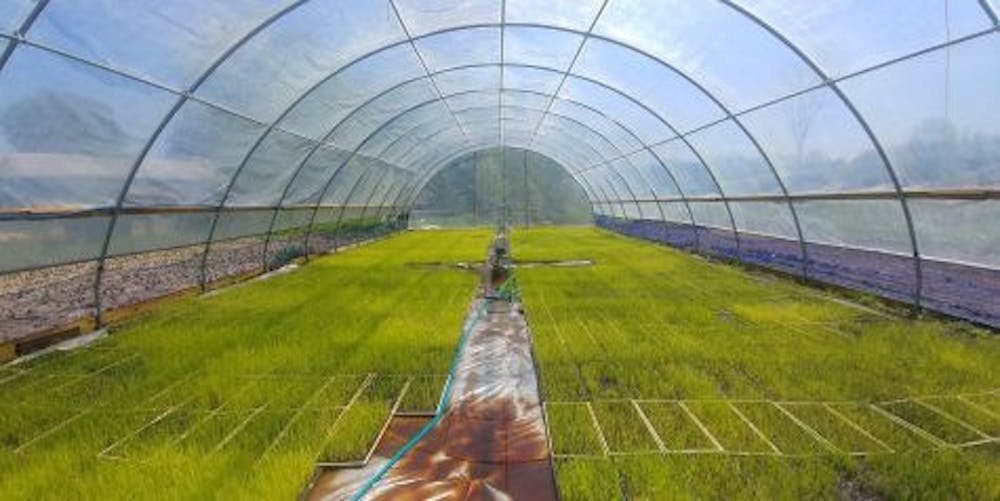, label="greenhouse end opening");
[0,1,998,500]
